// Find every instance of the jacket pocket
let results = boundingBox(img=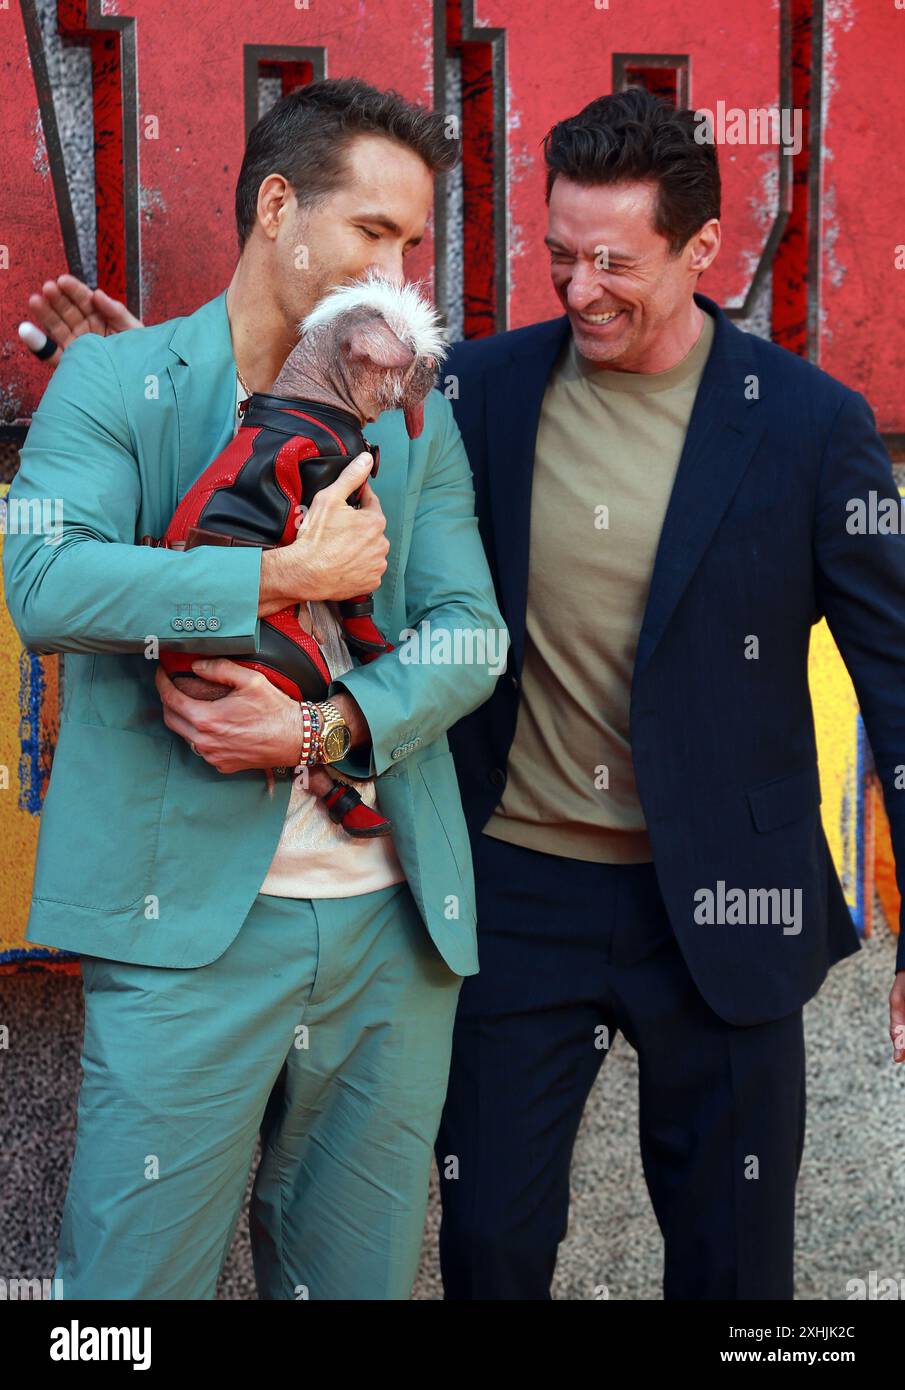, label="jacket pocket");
[33,722,172,910]
[746,764,821,834]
